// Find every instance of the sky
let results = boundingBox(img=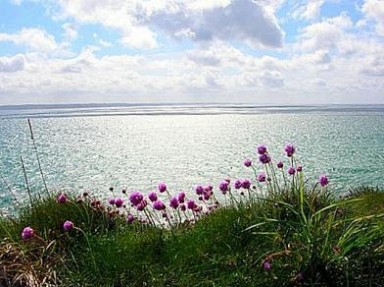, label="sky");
[0,0,383,105]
